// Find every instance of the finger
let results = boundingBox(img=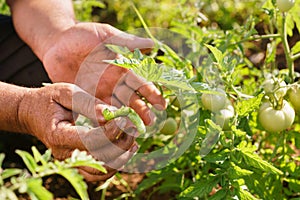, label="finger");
[90,130,136,163]
[54,118,126,152]
[124,71,167,110]
[103,25,154,51]
[113,84,135,106]
[105,143,138,170]
[110,95,123,108]
[76,118,132,150]
[78,168,117,182]
[51,83,113,123]
[54,123,87,150]
[128,94,155,125]
[96,65,128,101]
